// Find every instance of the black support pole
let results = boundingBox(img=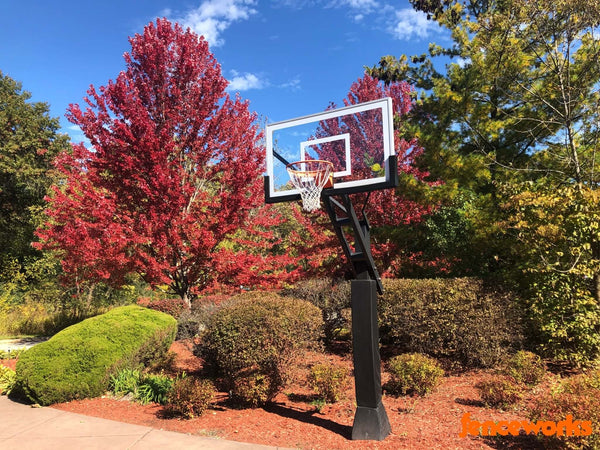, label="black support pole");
[351,279,391,440]
[322,194,391,441]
